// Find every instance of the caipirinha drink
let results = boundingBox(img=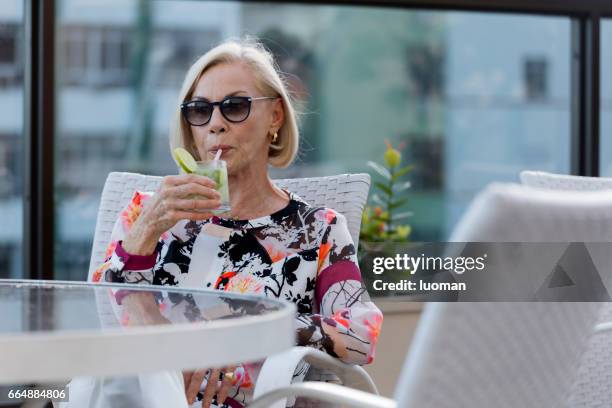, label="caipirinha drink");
[193,160,230,214]
[173,147,231,215]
